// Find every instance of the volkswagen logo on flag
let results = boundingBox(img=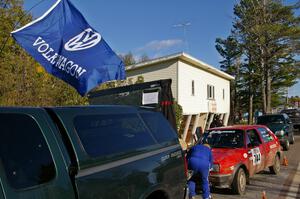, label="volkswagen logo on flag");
[64,28,101,51]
